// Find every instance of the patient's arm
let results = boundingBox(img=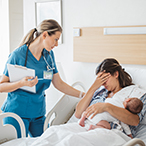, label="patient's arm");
[75,87,95,119]
[75,72,111,119]
[85,102,139,126]
[105,103,139,126]
[0,74,38,93]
